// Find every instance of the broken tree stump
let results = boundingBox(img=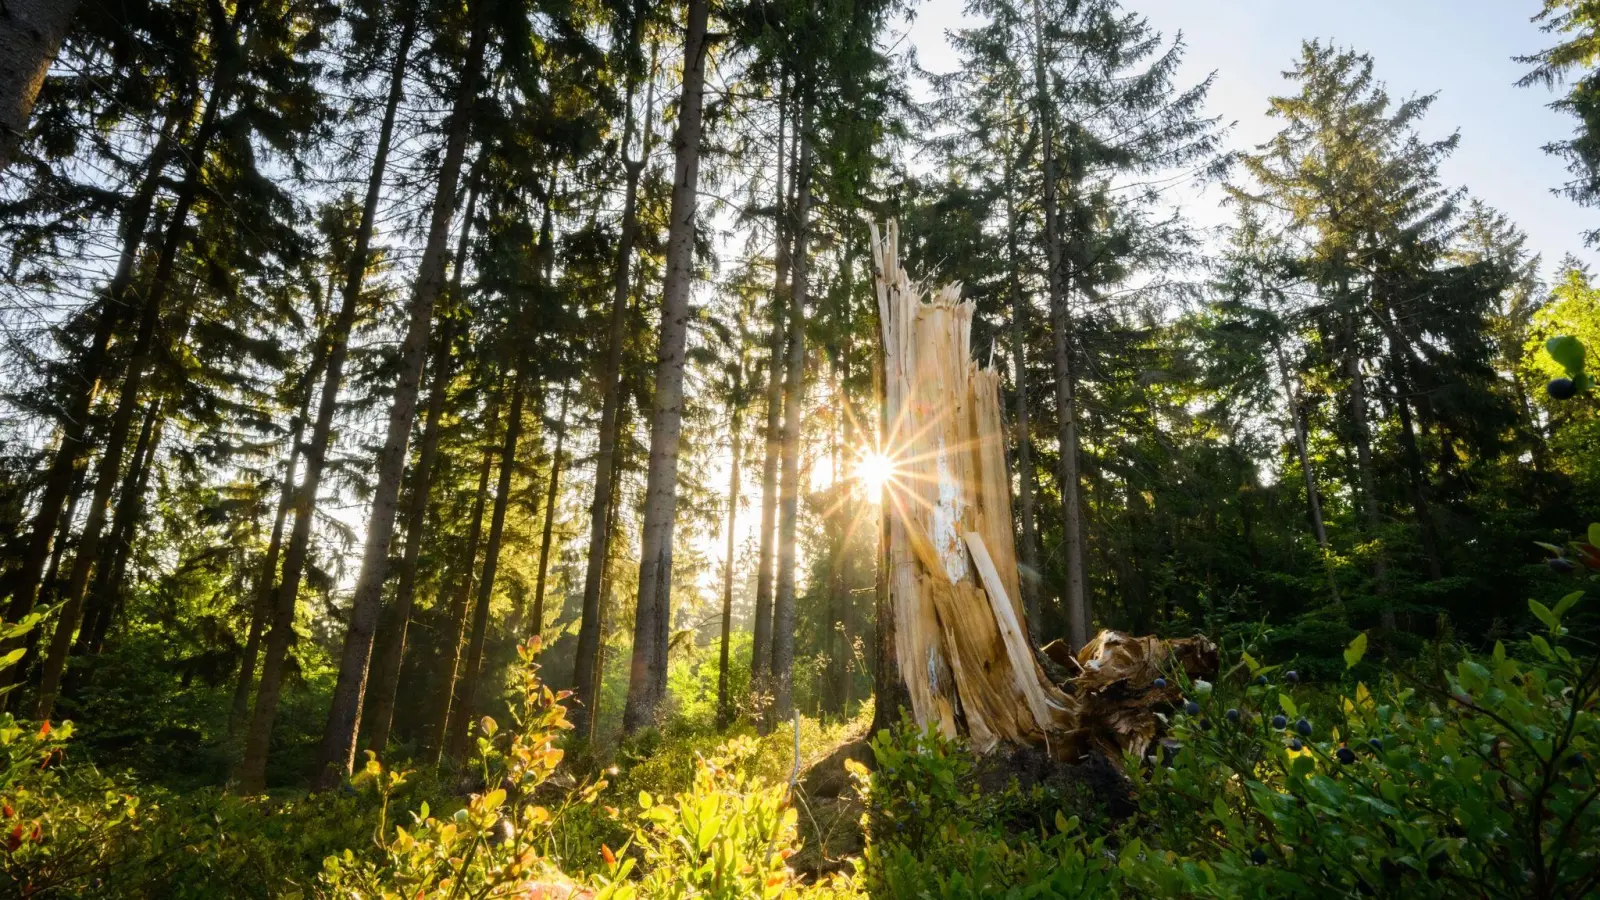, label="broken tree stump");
[867,220,1216,765]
